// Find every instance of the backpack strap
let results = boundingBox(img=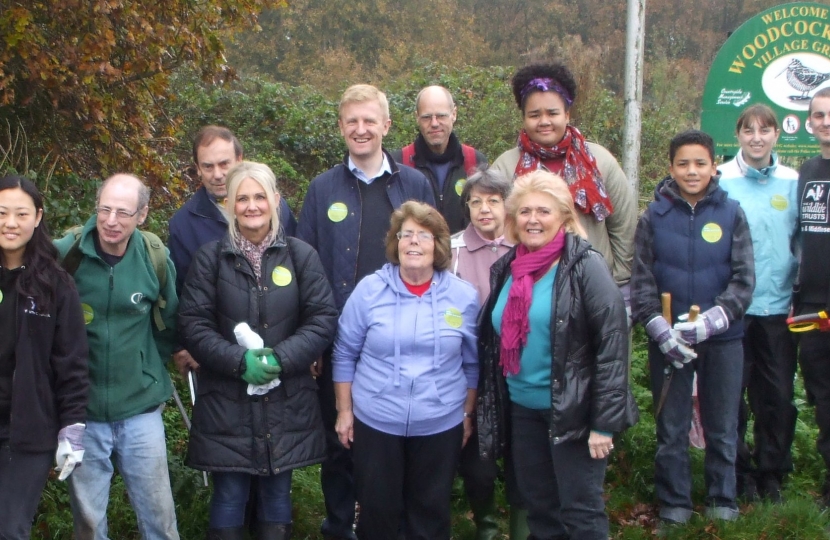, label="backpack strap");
[59,226,85,276]
[461,144,478,176]
[401,143,416,167]
[139,230,169,332]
